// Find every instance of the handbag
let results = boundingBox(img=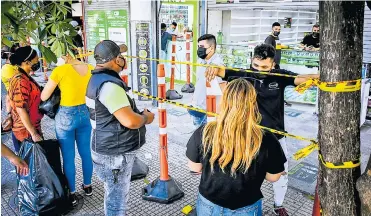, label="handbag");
[39,87,61,119]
